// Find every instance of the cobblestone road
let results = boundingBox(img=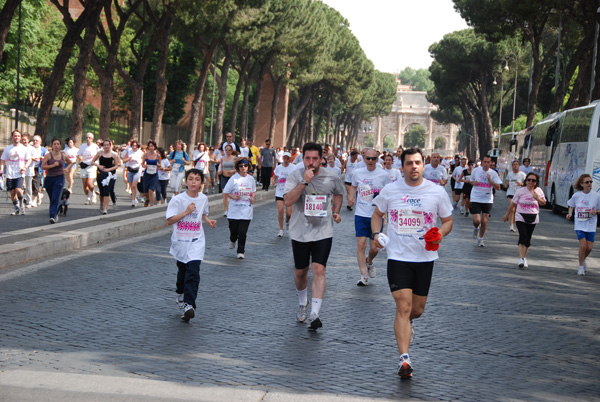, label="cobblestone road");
[0,191,599,401]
